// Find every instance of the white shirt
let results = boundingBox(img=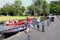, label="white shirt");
[37,17,40,22]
